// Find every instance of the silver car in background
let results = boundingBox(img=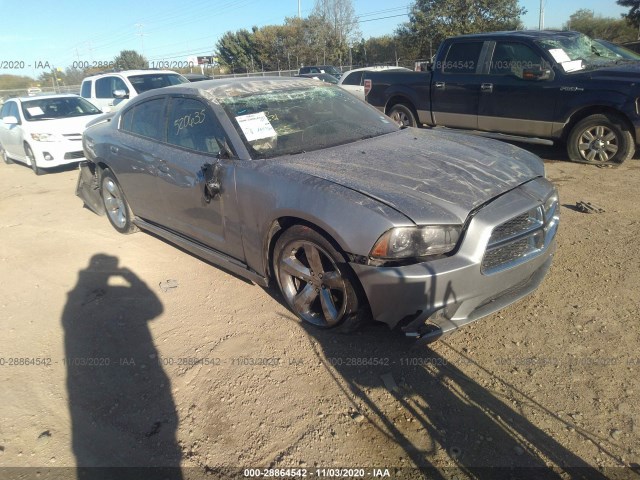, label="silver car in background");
[78,77,559,342]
